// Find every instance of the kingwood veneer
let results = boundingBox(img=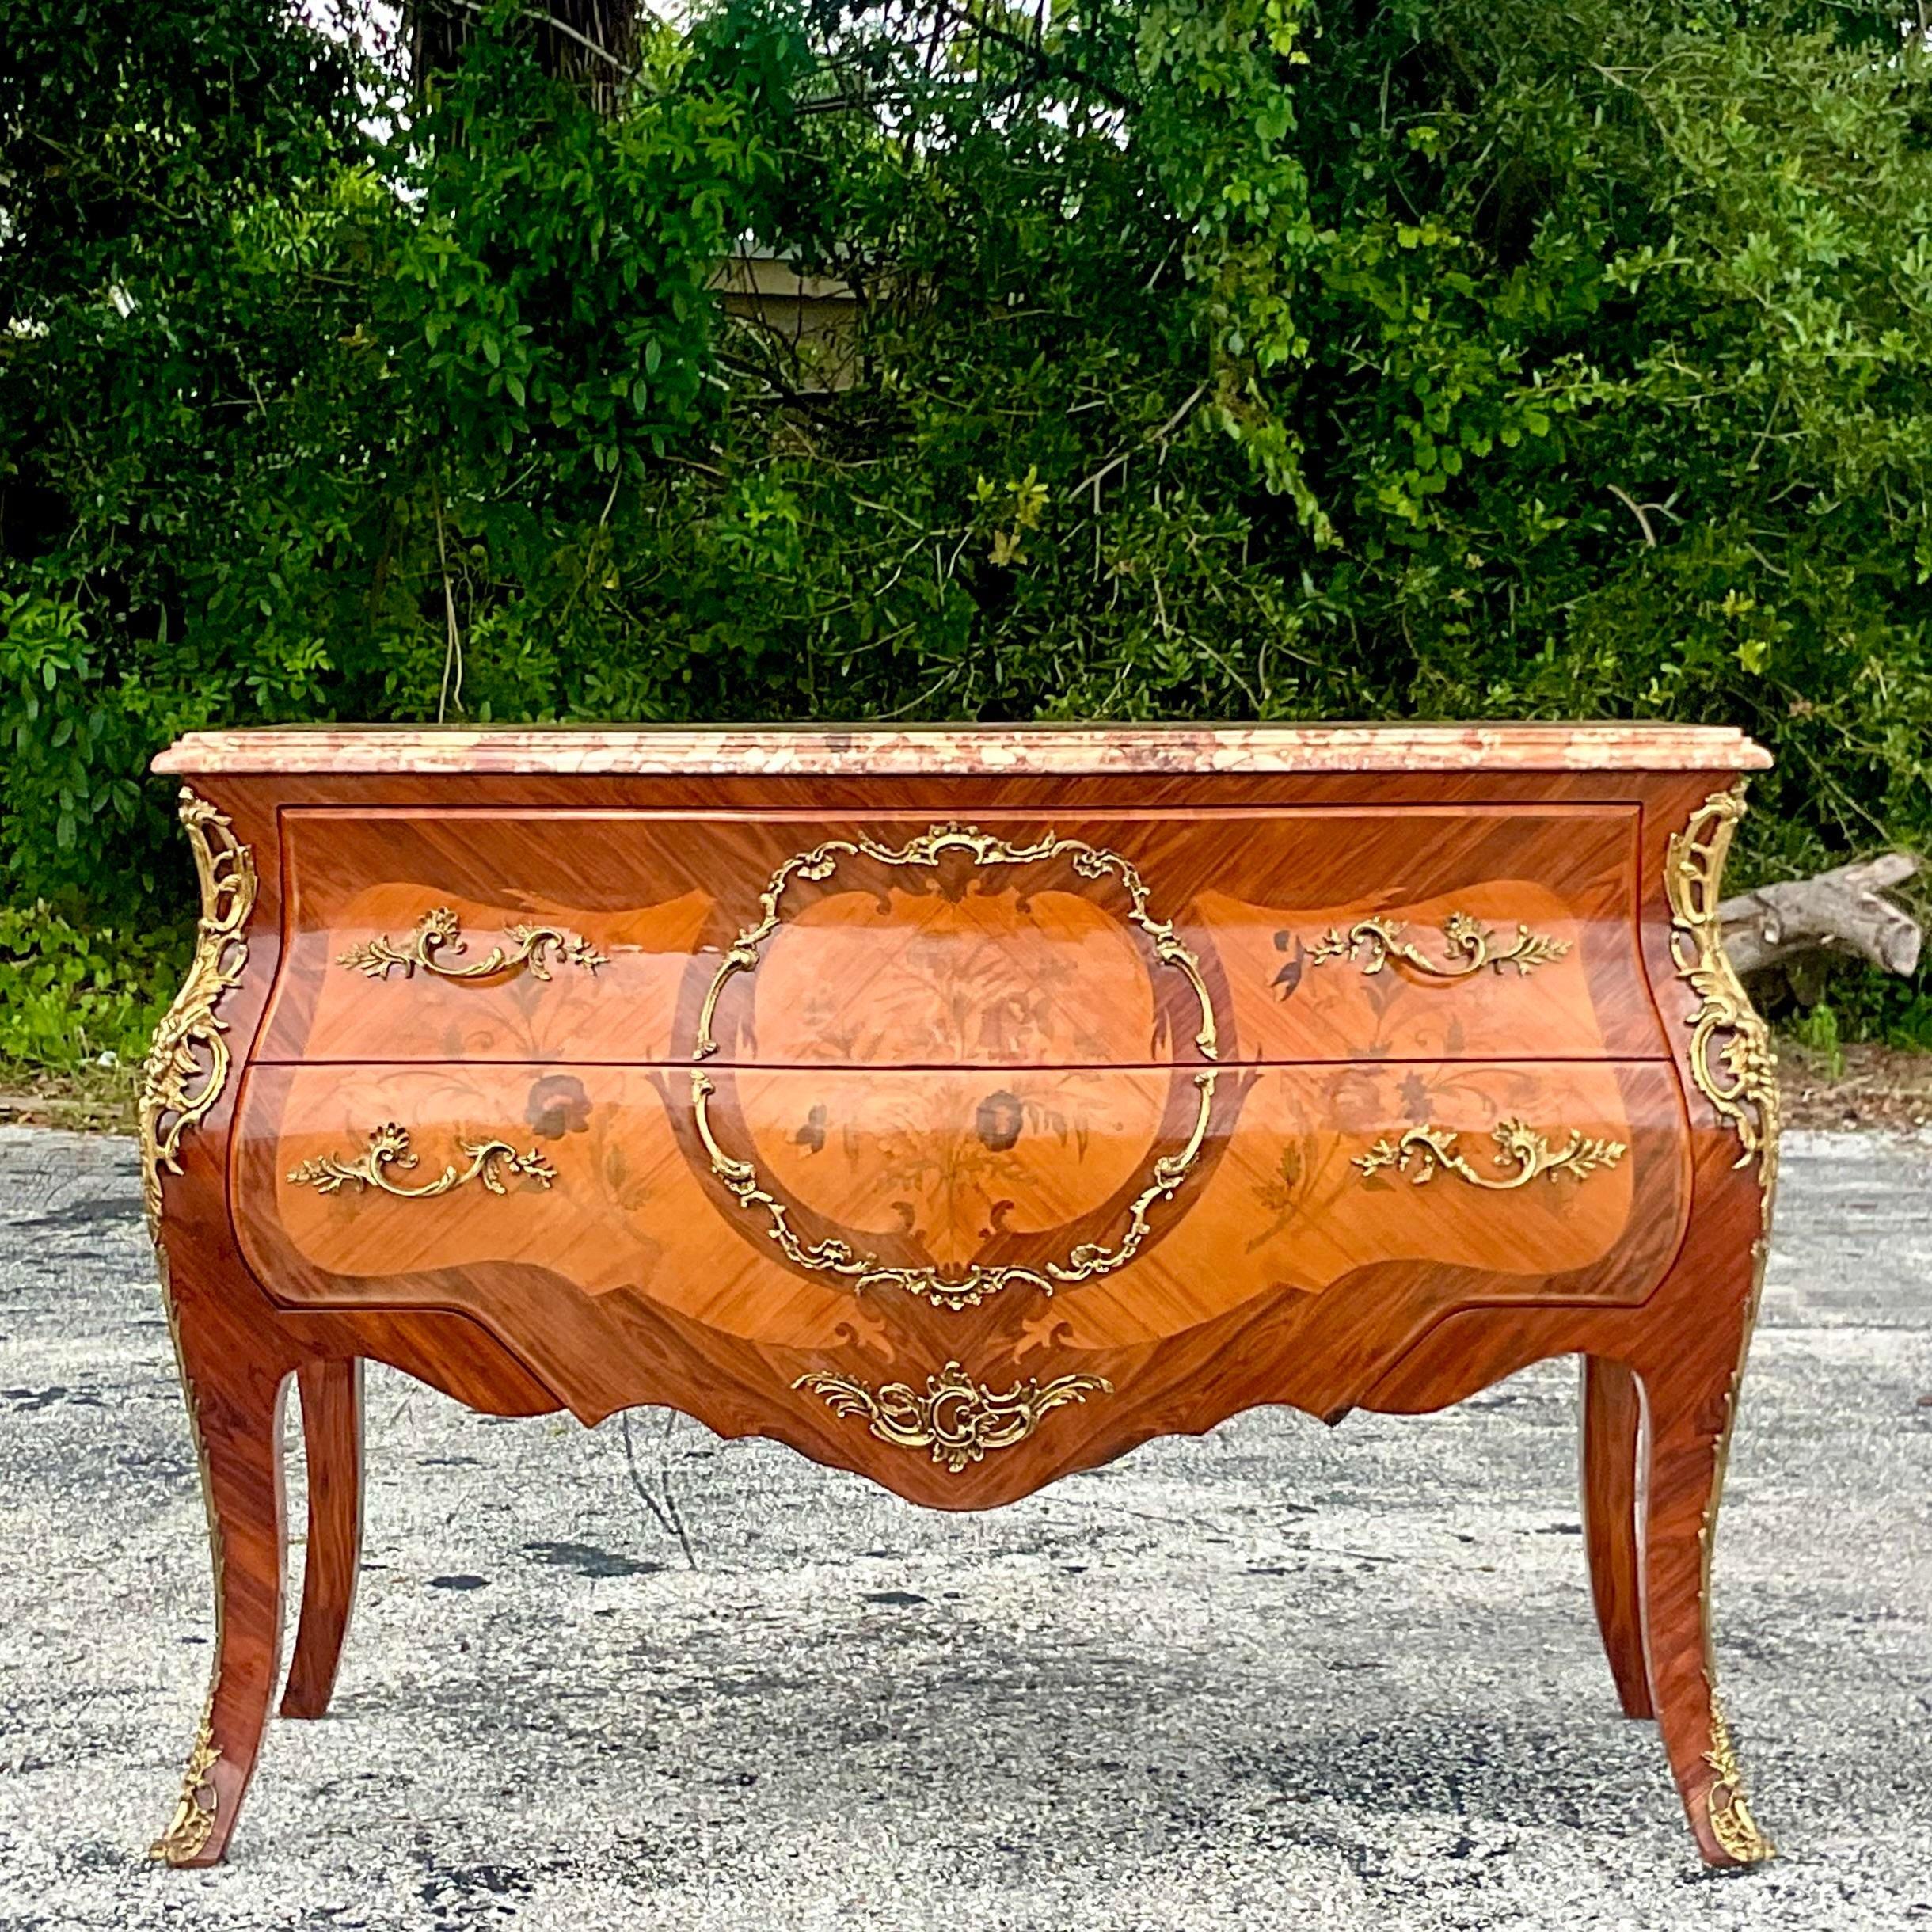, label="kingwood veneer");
[138,723,1782,1869]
